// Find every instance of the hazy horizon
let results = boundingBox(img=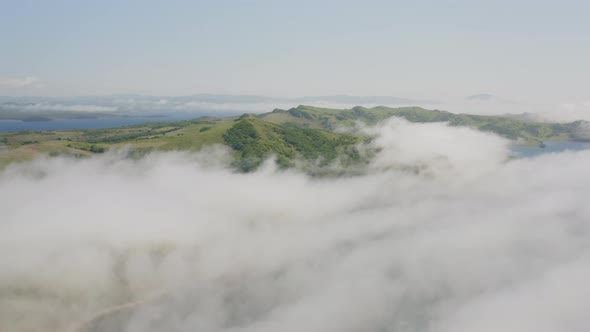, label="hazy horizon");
[1,1,589,119]
[1,92,588,122]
